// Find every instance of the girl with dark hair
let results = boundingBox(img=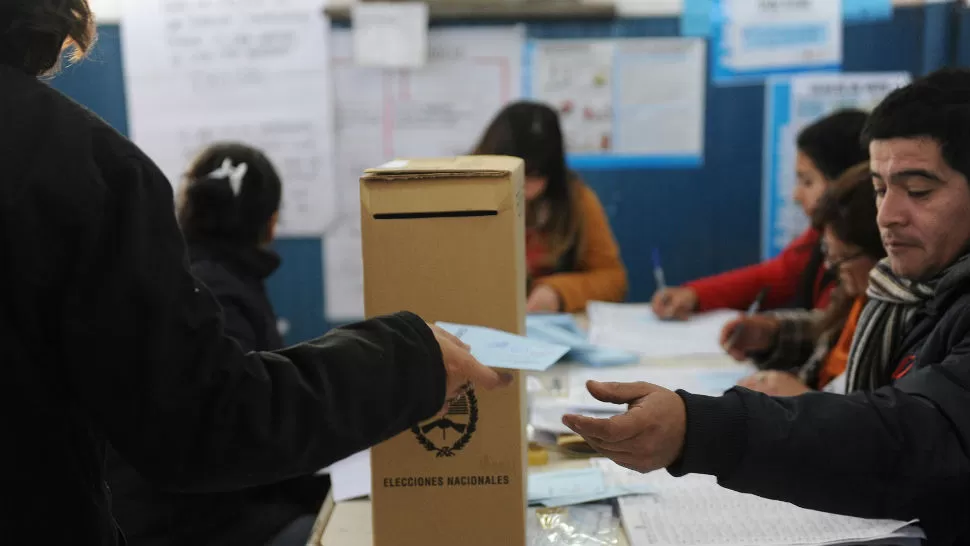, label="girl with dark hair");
[723,163,886,395]
[651,109,870,319]
[0,4,508,545]
[177,143,285,351]
[473,101,627,313]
